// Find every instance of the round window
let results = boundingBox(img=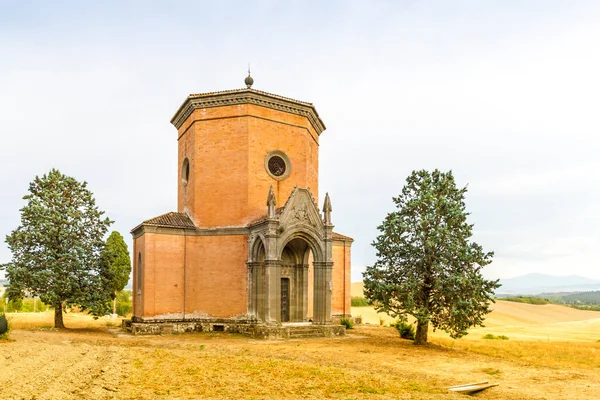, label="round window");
[268,156,286,176]
[182,158,190,186]
[265,151,291,180]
